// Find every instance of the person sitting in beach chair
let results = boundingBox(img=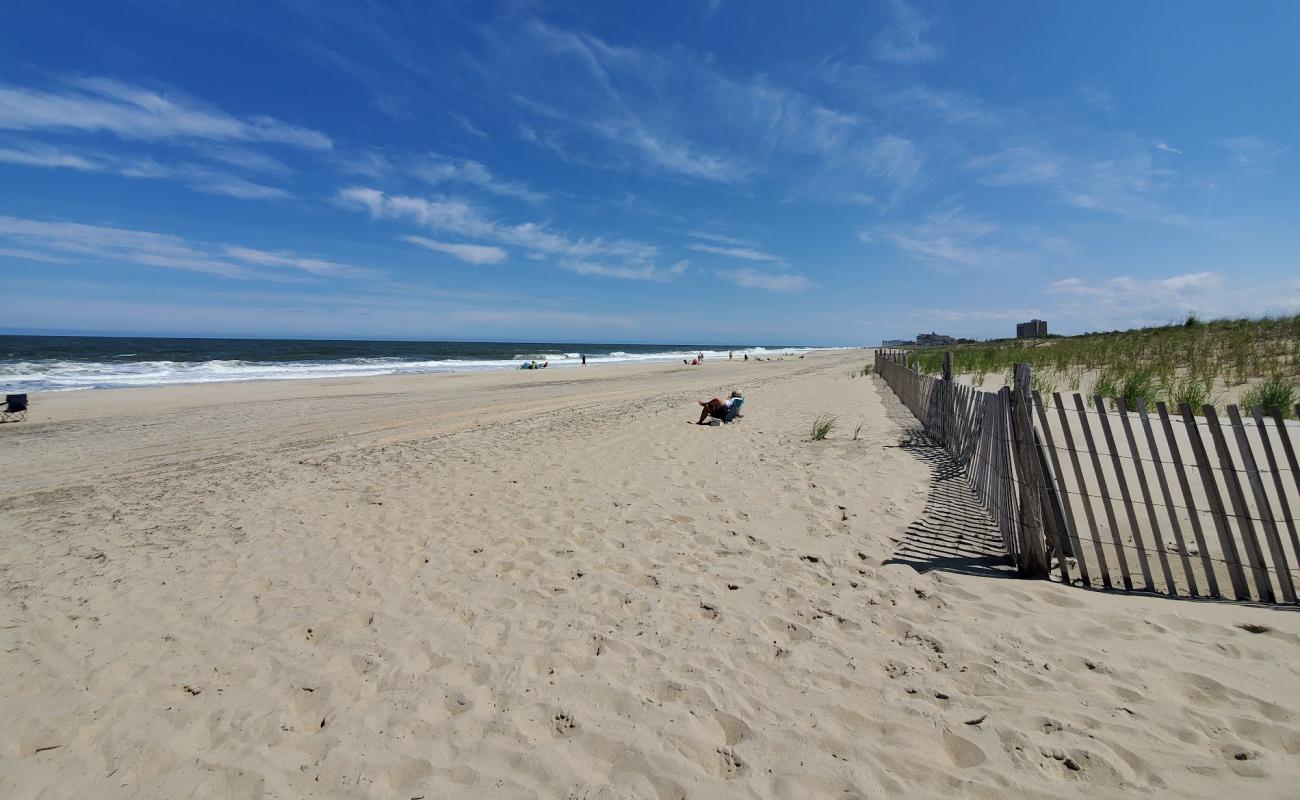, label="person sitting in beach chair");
[696,390,743,424]
[1,393,27,423]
